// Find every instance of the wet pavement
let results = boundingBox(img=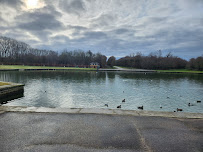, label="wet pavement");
[0,109,202,152]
